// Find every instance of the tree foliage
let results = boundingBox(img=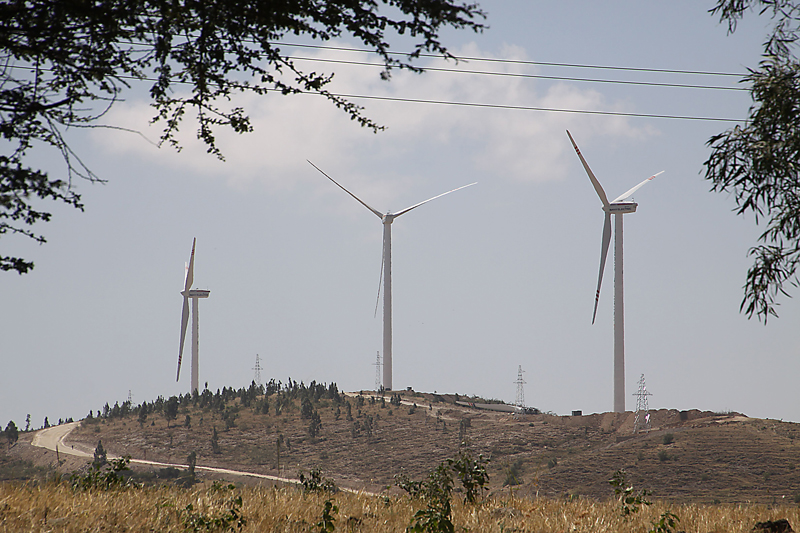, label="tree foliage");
[4,420,19,449]
[93,439,108,468]
[1,0,485,273]
[706,0,800,321]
